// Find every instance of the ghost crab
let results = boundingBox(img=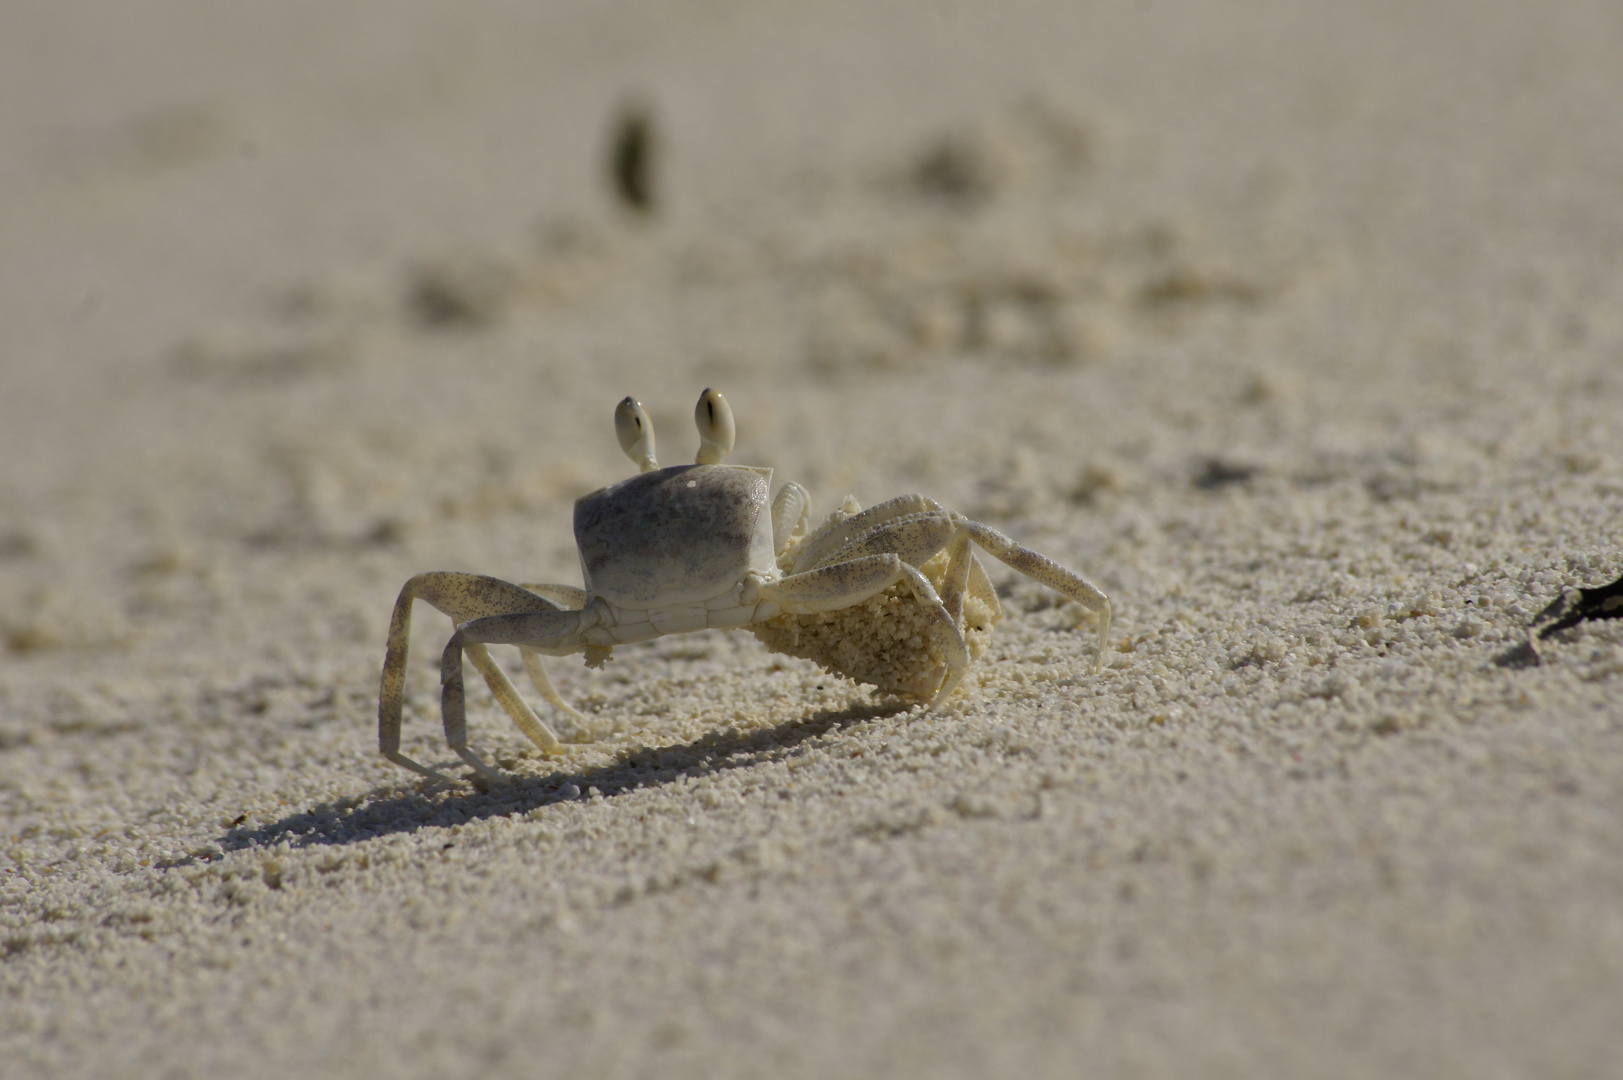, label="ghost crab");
[378,389,1111,782]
